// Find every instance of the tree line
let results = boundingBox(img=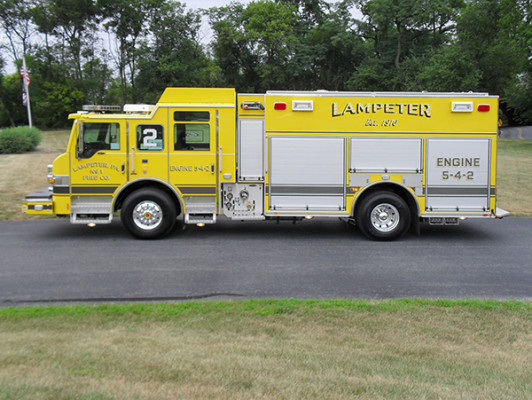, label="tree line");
[1,0,531,128]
